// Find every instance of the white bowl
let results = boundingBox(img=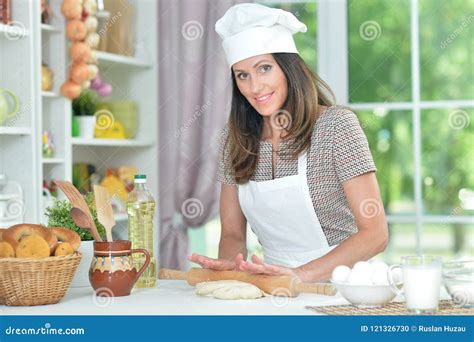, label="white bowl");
[330,280,402,308]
